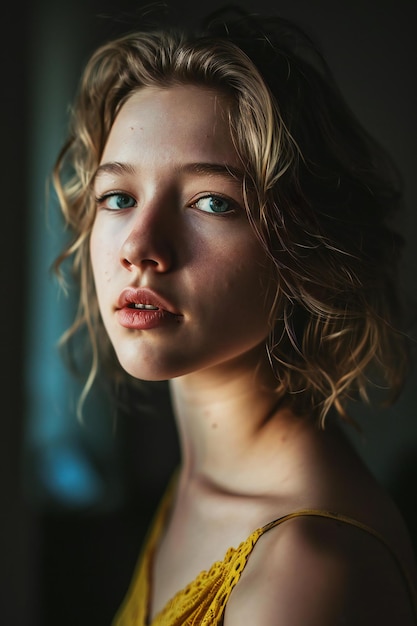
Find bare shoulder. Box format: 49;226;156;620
224;511;417;626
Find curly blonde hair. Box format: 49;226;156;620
53;8;409;426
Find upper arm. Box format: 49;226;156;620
223;516;416;626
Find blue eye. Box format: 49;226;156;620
97;192;136;210
194;196;232;214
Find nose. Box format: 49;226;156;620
119;202;175;273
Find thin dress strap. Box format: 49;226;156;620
112;481;417;625
261;509;417;621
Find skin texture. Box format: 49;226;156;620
90;85;275;384
90;85;417;625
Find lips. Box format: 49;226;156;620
116;287;182;330
117;287;179;313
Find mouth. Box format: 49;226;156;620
116;288;182;331
117;287;181;316
129;303;159;311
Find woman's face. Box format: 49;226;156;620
90;84;275;382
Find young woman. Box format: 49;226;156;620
53;7;417;625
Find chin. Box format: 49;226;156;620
114;347;183;382
117;359;171;382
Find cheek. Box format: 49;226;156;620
90;227;117;287
194;237;275;318
89;225;101;271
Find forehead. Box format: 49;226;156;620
101;84;238;166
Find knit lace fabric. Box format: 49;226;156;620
112;477;417;626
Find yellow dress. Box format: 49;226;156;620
112;476;417;625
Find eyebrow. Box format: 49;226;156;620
92;160;244;184
92;161;136;182
182;162;244;181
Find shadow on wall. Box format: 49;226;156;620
388;447;417;557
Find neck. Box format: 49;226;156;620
169;347;309;493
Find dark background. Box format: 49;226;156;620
1;0;416;625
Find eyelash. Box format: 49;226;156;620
95;192;136;211
190;194;236;215
94;191;238;215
